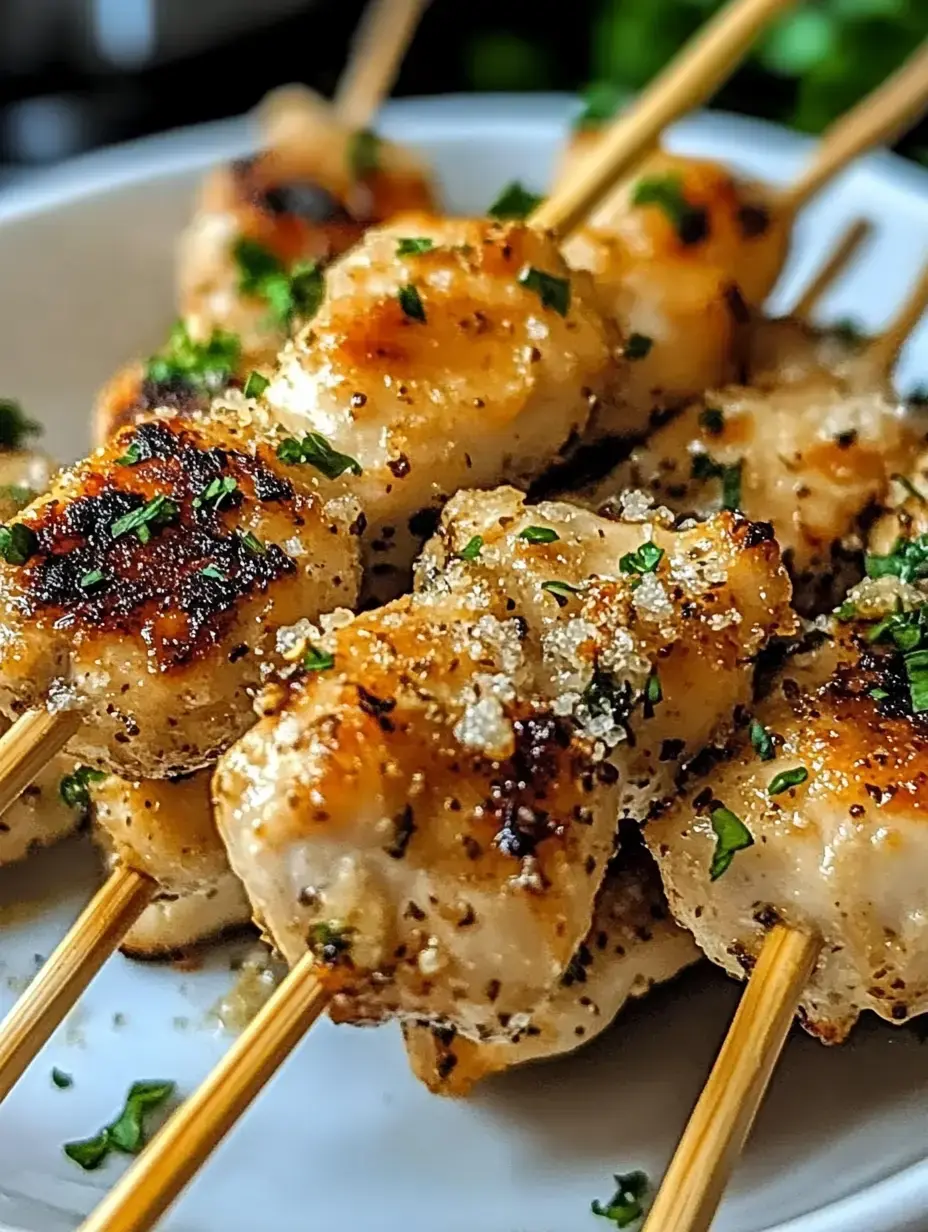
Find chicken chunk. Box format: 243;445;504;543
402;835;700;1094
264;215;622;600
91;770;252;957
590;352;923;615
648;568;928;1042
0;404;361;777
213;486;793;1043
179;87;435;366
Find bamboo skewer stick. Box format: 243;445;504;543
781;39;928;217
0;709;78;820
333;0;430;130
531;0;795;237
641;926;820;1232
791;218;871;319
79;953;330;1232
641;272;928;1232
0;867;154;1104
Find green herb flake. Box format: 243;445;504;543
619;540;663;577
288;261;325;321
79;569;105;590
905;648;928;713
518;525;560;545
865;534;928;585
64;1079;175;1171
869;686;890;701
308;921;353;965
836;600;857;622
199;564;227;581
575;81;625;130
458;535;484;562
699;407;725;436
831;316;865;348
591;1169;649;1226
624;333;653;361
691;452;743;511
303;645;335;672
59;765;106;814
709;806;753;881
233;239;324;328
348;128;380;179
240;530;266;555
631;174;708;245
517;265;571;316
768;766;809;796
396;237;435;256
110;495;179;544
749;719;775;761
487;181;544;220
276;432;361;479
0;398;42;450
542;579;582;606
146;320;240;391
192;475;238;511
116;442;141;467
644;670;662;711
398;284;426;322
243;370;269;399
51;1067;73;1090
0;484;34;507
0;522;38;565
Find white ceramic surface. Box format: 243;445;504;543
0;94;927;1232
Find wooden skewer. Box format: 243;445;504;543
78;952;329;1232
0;708;78;820
641;926;820;1232
790;217;871;319
531;0;795;237
0;867;154;1103
865;259;928;376
643;269;928;1230
333;0;430;130
781;39;928;217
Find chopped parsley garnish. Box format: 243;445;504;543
347;128;380;179
749;719;775;761
861;604;928;711
542;579;582;606
691;452;742;511
768;766;809;795
458;535;483;561
308;922;353;965
865;534;928;585
51;1068;73;1090
905;648;928;713
699;407;725;436
240;530;266;555
624;333;653;361
518;525;560;544
199;564;227;581
643;669;662;716
631;173;709;245
836;599;857;622
243;370;269;399
146;320;240;391
110;495;179;545
64;1079;175;1171
575;80;625;129
0;522;37;565
518;265;571;316
0;484;34;506
233;239;324;327
591;1169;648;1226
396;237;434;256
79;569;105;590
303;645;335;672
193;475;238;511
831;316;865;347
709;806;753;880
116;442;141;467
869;685;890;701
487;181;543;220
582;670;633;733
276;432;362;478
620;541;663;576
0;398;41;450
59;765;106;814
398;284;426;322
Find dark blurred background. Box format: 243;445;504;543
0;0;924;173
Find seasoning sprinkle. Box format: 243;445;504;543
631;173;709;245
768;766;809;796
0;398;41;450
276;432;362;478
398;284;426;322
348;128;380;178
518;265;571;316
624;333;653;361
51;1067;73;1090
591;1169;649;1226
542;579;582;606
59;765;106;814
691;452;742;511
0;522;38;565
64;1079;175;1171
303;645;335;672
243;370;269;399
79;568;105;590
749;719;775;761
199;564;227;581
458;535;483;561
110;495;179;544
487;181;543;220
518;525;560;544
146;320;240;391
396;237;434;256
709;806;753;880
699;407;725;435
620;541;663;576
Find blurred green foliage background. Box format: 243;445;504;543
446;0;927;161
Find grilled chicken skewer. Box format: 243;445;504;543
556;40;928;437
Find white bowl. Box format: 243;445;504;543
0;94;926;1232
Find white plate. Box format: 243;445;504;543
0;94;927;1232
